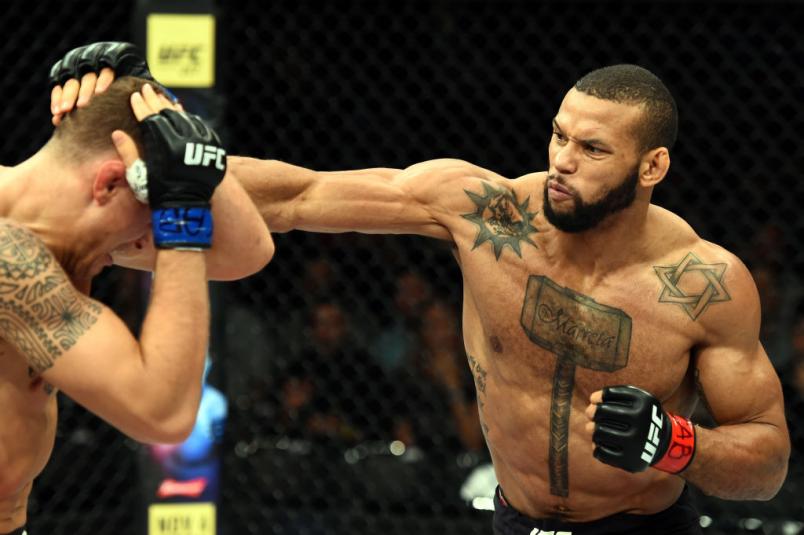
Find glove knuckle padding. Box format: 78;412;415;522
76;43;104;77
163;110;194;137
49;41;153;87
48;60;64;86
189;114;213;140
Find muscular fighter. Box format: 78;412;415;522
0;54;273;534
63;47;789;535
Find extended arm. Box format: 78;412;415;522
229;156;508;238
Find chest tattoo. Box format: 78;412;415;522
461;183;538;260
520;275;632;497
654;252;730;320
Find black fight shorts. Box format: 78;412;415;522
4;528;27;535
493;486;703;535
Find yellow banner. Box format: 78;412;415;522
147;14;215;88
148;502;216;535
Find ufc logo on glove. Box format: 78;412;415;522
641;405;664;463
184;142;226;170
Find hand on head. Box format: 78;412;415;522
49;41;181;126
110;83;181;169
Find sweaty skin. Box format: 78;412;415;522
225;88;789;521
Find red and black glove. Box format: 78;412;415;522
592;385;696;474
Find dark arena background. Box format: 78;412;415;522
1;0;803;534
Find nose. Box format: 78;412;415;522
552;142;578;175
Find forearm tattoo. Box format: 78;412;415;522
462;183;538;260
520;275;632;497
654;252;730;320
0;223;102;373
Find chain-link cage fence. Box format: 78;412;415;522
0;1;803;534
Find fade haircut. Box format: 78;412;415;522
574;65;678;152
50;76;164;159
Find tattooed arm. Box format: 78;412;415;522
227;156;511;238
0;221;208;444
682;254;789;500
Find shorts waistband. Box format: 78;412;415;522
493;486;701;535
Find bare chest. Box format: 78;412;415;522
461;256;699;402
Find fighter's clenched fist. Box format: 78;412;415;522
586;385;696;474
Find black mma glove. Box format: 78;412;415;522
592;385;696;474
49;42;154;87
139;109;227;249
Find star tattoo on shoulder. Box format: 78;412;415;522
654;252;731;320
461;183;539;260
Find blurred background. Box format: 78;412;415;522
1;0;803;533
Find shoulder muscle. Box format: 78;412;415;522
0;220;102;373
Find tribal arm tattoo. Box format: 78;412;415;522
0;222;102;373
461;183;539;260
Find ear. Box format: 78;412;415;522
92;159;128;205
638;147;670;188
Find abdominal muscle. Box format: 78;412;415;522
482;383;684;522
0;344;58;532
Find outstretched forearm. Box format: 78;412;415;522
227;156;319;232
229;156;402;233
227;156;452;238
682;422;789;500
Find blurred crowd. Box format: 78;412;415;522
228;246;485;457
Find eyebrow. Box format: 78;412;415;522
552;119;612;150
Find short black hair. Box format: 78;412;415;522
575;64;678;152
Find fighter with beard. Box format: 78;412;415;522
58;59;788;535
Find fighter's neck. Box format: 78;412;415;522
545;200;656;275
0;156;98;287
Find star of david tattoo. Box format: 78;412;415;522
654;252;731;320
461;183;538;260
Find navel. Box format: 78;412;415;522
490;335;504;353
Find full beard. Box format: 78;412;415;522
543;167;639;233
